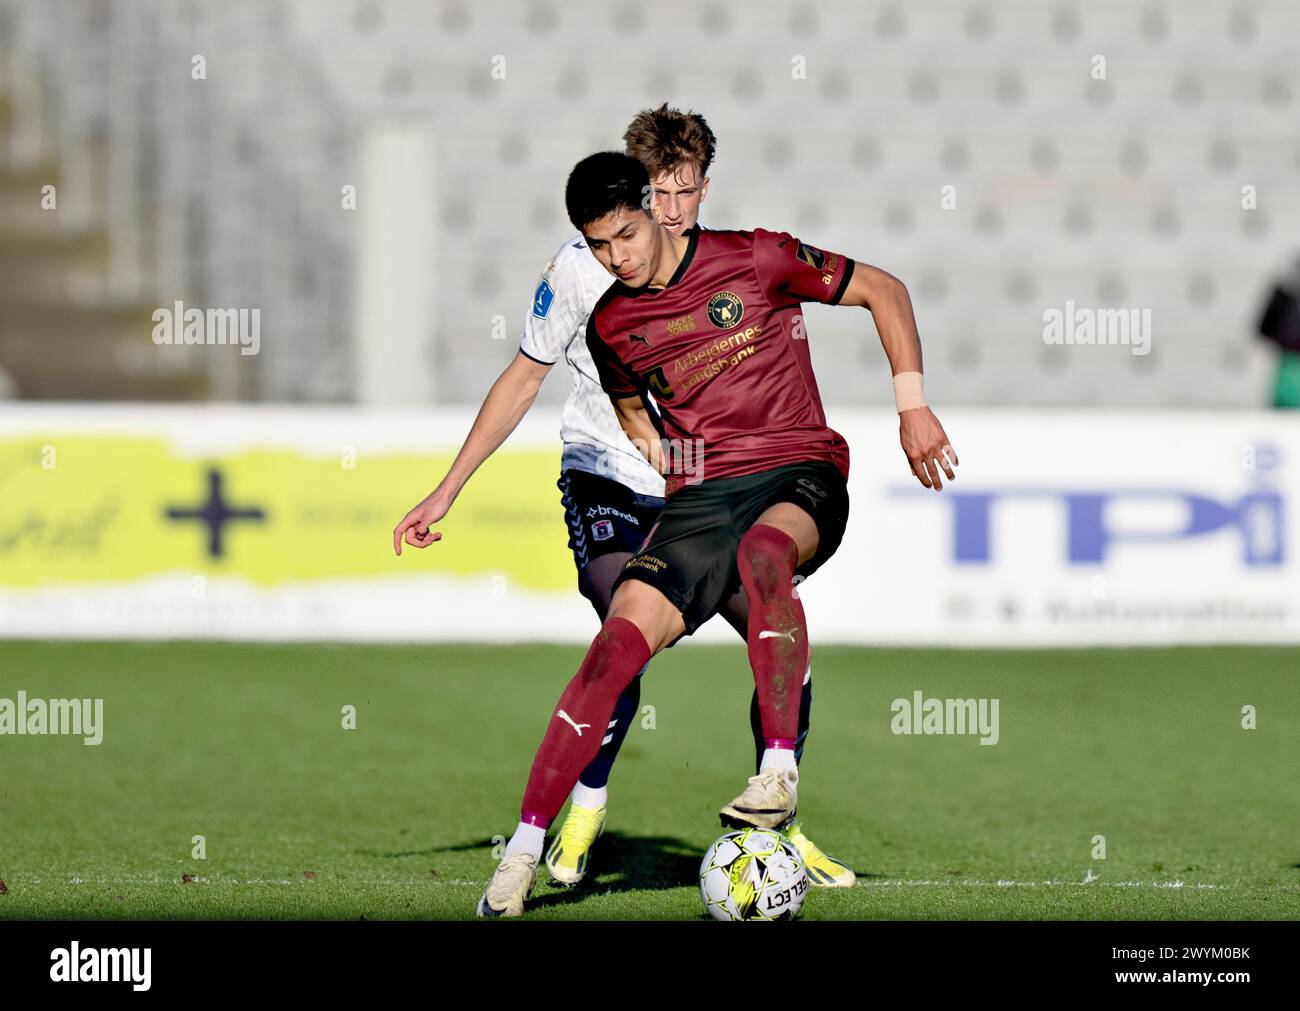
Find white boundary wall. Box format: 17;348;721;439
1;405;1296;645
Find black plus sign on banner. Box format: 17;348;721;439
165;467;267;558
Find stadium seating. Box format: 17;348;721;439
1;0;1296;406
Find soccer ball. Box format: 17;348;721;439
698;827;808;921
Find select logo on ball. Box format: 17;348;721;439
699;827;809;921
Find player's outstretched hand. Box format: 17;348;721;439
393;490;452;555
900;406;958;491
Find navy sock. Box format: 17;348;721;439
751;673;812;774
577;669;643;790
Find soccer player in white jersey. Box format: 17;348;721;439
394;104;853;893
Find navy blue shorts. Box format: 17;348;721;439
558;468;664;576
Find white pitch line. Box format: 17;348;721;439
855;879;1233;890
12;876;1297;891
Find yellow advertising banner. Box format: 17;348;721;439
0;433;573;590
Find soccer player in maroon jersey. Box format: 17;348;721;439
400;107;849;892
477;152;957;917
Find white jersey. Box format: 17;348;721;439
519;234;666;498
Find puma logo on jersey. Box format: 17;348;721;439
758;628;799;643
629;332;651;347
557;710;591;736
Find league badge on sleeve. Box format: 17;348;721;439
795;242;826;270
532;278;556;319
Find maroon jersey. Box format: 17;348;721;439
586;225;854;495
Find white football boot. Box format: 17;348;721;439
719;767;798;830
475;852;538;918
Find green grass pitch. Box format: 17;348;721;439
1;641;1297;920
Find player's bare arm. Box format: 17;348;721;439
609;394;667;475
393;350;551;555
837;261;959;492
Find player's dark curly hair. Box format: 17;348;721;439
565;151;649;231
624;103;716;179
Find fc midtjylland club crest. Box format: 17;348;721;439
707;291;744;329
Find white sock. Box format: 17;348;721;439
761;746;799;777
505;821;546;861
571;782;608;808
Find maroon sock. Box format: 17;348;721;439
737;523;809;744
520;616;652;827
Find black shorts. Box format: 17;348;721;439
558;467;664;573
612;460;850;636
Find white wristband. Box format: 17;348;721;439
892;371;926;413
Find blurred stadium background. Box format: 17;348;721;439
2;0;1299;405
1;0;1298;923
1;0;1298;645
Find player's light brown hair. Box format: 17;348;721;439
623;103;717;180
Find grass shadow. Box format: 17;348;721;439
524;830;704;911
525;831;882;910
